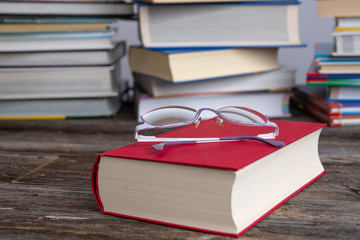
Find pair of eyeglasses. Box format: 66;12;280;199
135;106;285;151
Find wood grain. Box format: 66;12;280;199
0;106;359;239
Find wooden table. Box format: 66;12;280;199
1;105;359;240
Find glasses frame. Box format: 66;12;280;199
134;106;285;150
135;106;279;137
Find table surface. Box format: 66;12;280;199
1;105;359;240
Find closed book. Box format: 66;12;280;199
0;63;121;100
336;17;360;29
138;0;298;3
307;76;360;86
138;1;302;49
0;41;125;67
0;1;134;17
332;31;360;56
328;86;360;102
135;88;292;120
0;31;120;52
318;63;360;74
134;68;295;97
0;16;117;24
129;47;280;83
0;96;121;119
92;118;326;237
0;22;111;33
317;0;360;18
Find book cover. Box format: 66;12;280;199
92;119;326;237
94;119;324;170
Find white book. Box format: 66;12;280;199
138;3;301;48
0;96;121;119
136;90;292;121
0;1;134;16
333;31;360;55
337;18;360;28
134;68;295;97
328;86;360;101
0;62;121;100
0;41;125;66
0;31;122;52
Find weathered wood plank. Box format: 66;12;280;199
0;106;359;239
0;153;58;184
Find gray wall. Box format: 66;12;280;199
118;1;335;86
278;0;334;85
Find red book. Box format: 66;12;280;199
292;88;360;127
91;119;326;237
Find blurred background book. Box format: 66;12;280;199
292;1;360;126
0;1;134;119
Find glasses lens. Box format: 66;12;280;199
217;106;267;124
142;106;197;126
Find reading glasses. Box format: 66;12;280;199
135;106;285;151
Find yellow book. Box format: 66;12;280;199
335;27;360;31
0;23;110;33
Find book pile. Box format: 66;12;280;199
0;0;134;119
292;0;360;126
129;0;303;120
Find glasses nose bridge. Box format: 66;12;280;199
197;108;222;119
196;108;224;128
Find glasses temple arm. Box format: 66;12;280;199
152;136;285;151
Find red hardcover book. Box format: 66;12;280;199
91;119;326;237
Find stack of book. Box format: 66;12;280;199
129;0;303;120
292;0;360;126
0;0;134;119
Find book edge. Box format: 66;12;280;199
91;162;326;237
236;169;326;237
